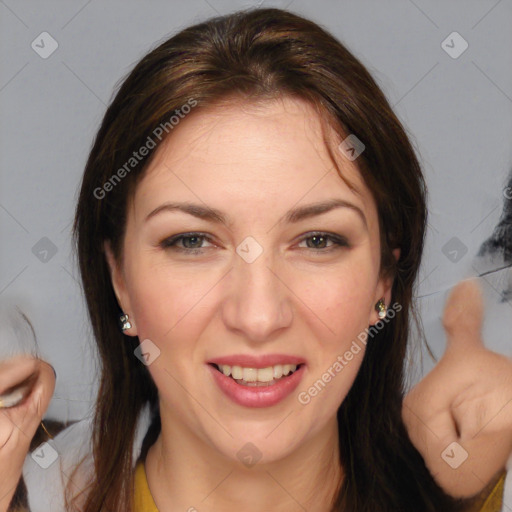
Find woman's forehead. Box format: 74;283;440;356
135;97;370;208
150;97;334;166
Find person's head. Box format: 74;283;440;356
72;7;462;512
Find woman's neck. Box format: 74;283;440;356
145;407;342;512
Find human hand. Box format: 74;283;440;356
0;357;55;512
403;279;512;498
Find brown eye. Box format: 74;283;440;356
298;232;349;251
306;234;329;249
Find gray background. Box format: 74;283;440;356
1;0;511;422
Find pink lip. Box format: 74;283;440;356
208;354;306;369
207;363;305;408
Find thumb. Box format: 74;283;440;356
442;279;485;353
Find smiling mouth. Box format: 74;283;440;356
209;363;304;387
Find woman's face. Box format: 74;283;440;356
106;96;393;465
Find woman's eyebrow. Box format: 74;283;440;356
284;199;367;227
145;198;367;228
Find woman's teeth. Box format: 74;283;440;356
217;364;298;386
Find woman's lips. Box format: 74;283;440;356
207;362;305;408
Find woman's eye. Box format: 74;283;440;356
159;231;348;256
160;233;213;254
297;232;348;252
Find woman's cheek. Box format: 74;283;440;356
126;258;203;326
308;274;372;322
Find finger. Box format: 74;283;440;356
442;279;485;353
22;361;55;430
0;357;39;396
1;361;55;443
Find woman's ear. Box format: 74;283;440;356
104;241;137;336
371;248;400;324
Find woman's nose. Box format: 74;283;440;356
221;245;293;344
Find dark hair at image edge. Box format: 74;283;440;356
72;8;469;511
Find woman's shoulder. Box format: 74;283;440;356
21;404;153;512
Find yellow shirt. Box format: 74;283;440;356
133;460;505;512
134;460;159;512
468;473;506;512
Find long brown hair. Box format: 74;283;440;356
72;8;466;511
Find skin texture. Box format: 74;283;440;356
0;357;55;512
105;97;393;512
403;279;512;498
